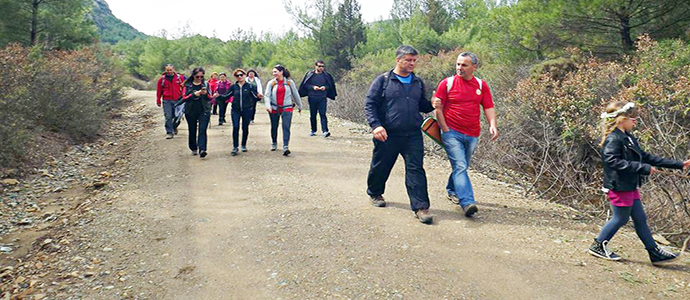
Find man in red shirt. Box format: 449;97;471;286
432;52;498;217
156;64;185;139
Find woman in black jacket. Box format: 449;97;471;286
221;69;261;155
181;67;213;158
588;101;690;265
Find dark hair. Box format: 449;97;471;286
396;45;418;59
247;69;259;78
219;72;227;77
315;60;325;66
186;67;205;84
273;64;291;78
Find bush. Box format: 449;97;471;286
0;44;125;167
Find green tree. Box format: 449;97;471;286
328;0;367;74
423;0;451;34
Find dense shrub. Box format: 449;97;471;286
0;44;125;167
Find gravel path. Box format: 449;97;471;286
2;90;689;299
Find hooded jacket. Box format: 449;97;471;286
602;128;683;191
156;72;185;104
264;78;302;111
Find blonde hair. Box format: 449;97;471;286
210;72;219;79
599;101;638;147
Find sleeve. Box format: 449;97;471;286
364;76;384;129
602;137;651;175
480;81;495;110
328;73;337;99
182;84;196;101
418;79;433;114
156;76;163;101
434;78;449;111
221;85;235;99
264;81;273;110
256;77;263;95
640;148;684;169
290;80;302;110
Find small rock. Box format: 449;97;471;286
652;234;671;245
102;247;113;252
17;218;33;226
2;178;19;185
34;294;47;300
0;246;12;253
104;285;115;290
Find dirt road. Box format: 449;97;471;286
3;90;689;299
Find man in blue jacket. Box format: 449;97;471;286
364;45;435;224
298;60;337;137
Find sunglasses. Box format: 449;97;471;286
194;75;204;79
234;73;245;77
316;65;325;68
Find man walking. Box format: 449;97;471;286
364;45;435;224
156;64;185;139
432;52;498;217
298;60;337;137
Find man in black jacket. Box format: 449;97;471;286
298;60;337;137
364;45;435;224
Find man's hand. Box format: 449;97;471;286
431;97;443;109
157;100;162;107
489;126;499;141
373;126;388;142
319;86;326;91
313;86;319;90
257;93;263;99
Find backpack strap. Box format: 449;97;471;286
476;77;483;92
446;76;483;94
380;72;390;98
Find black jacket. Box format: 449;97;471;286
221;82;258;111
298;70;337;100
602;128;683;191
181;81;212;114
364;70;434;135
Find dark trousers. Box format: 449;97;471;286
308;97;328;133
212;103;218;114
231;108;253;148
218;101;229;124
250;100;260;121
366;133;430;211
186;110;210;151
597;200;657;249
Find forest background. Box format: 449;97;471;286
2;0;690;244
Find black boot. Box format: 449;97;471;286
647;246;679;266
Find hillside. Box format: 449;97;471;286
89;0;147;44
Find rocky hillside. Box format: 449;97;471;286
89;0;147;44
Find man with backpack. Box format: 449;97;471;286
364;45;435;224
432;52;498;217
156;64;186;139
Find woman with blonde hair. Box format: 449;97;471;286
589;101;690;265
264;65;302;156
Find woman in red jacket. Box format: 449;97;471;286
208;72;220;115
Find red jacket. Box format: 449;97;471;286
156;73;186;104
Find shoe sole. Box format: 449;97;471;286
283;150;291;156
447;195;459;205
371;202;385;207
652;256;680;266
323;133;331;138
415;213;433;224
588;249;622;261
200;152;207;158
463;205;478;217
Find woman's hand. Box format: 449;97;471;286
650;167;657;175
194;90;201;97
683;159;690;172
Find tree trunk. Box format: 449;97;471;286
30;0;41;46
620;15;634;51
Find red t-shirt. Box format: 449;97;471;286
271;80;293;113
434;75;494;137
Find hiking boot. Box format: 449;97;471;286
174;128;179;135
283;149;291;156
250;120;254;124
271;143;277;151
648;246;679;266
310;131;316;136
218;122;223;126
241;146;247;152
323;131;331;138
231;148;238;156
415;209;433;224
199;150;207;158
370;195;386;207
166;133;174;139
462;204;478;217
447;194;460;205
588;239;621;261
191;150;198;156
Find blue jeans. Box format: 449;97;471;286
185;110;210;151
597;200;657;249
441;129;478;207
269;111;293;148
231;108;253;148
308;97;328;133
162;100;180;134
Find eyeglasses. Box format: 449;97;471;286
235;73;245;77
194;75;204;79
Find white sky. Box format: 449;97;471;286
105;0;395;40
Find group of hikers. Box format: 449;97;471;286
156;61;337;157
156;45;689;267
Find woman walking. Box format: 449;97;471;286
209;72;220;115
181;67;213;158
264;65;302;156
589;101;690;265
221;69;261;155
246;69;263;124
215;72;232;126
